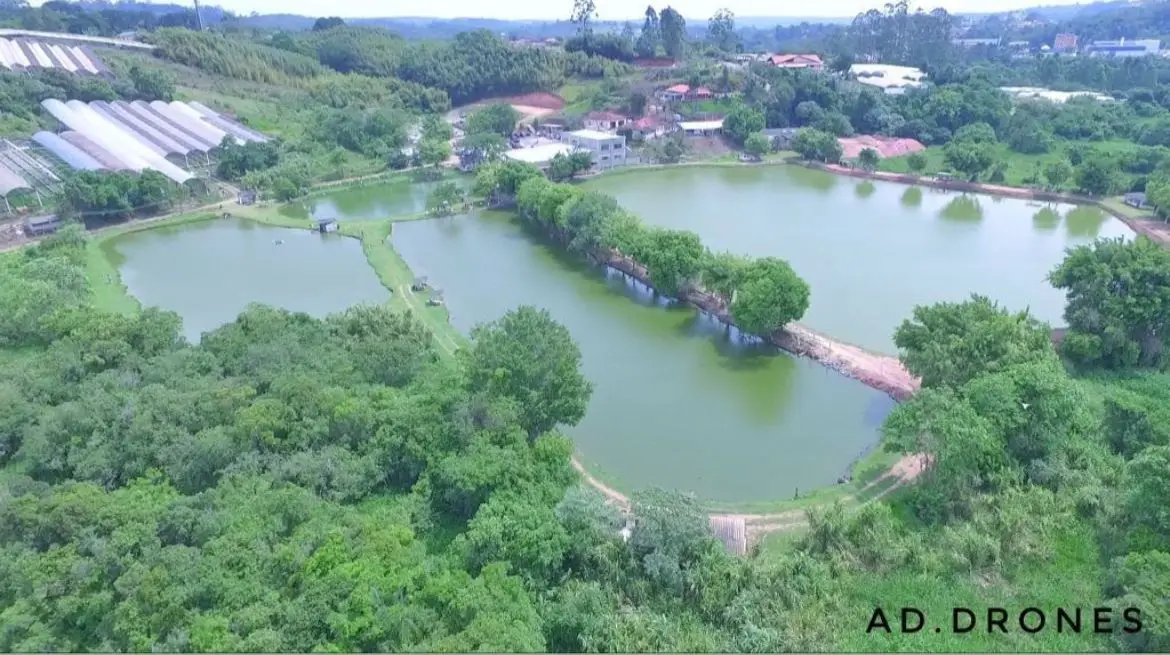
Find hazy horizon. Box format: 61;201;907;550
30;0;1096;20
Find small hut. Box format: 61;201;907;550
24;214;62;236
237;189;257;205
426;288;445;307
411;276;428;292
1125;192;1150;209
315;216;338;234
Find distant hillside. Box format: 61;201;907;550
45;0;1154;39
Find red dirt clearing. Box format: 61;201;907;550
502;91;566;110
839;135;925;159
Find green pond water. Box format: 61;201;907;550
392;211;895;502
107;219;390;343
585;166;1134;353
105;165;1134;503
279;175;473;222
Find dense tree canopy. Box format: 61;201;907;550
1050;237;1170;370
894;294;1056;389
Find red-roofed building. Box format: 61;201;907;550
693;87;714;99
584;110;630;132
659;83;690;102
631;115;676;140
769;53;824;71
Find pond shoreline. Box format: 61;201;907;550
599;251;920;401
802;161;1169;246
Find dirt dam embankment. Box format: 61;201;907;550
601;251;922;400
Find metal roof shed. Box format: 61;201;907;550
61;131;130;170
127;101;215;152
46;43;78;73
33;131;104;171
88;101;172;157
6;38;30;68
187;100;269;143
67;45;100;75
163;101;238;146
93;100;190;156
60;99;154;171
0;160;30;196
22;40;53;68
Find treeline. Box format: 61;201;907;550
0;0;201;36
58;169;190;224
274;25;628;105
148;27;328;85
0;67;175;134
476;160;810;336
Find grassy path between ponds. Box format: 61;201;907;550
80;202;917;527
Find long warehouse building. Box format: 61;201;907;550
32;131;104;171
38;98;269;180
0;37;106;74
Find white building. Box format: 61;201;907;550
1086;38;1161;58
850;63;927;95
999;86;1113;104
678;119;724;136
504;142;575;169
560;129;627;170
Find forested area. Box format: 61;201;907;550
0;0;201;36
3;193;1170;651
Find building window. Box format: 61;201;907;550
600;144;609;151
601;155;609;161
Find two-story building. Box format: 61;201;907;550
560;129;627;171
583;111;630;132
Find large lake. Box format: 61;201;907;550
586;165;1133;353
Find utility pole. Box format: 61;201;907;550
193;0;204;31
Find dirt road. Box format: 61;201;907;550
571;452;930;541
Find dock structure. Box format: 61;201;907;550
708;515;747;556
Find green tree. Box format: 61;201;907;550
417;137;451;168
426;180;465;216
547;151;594;182
635;5;659;58
659;6;686;59
641;228;705;297
906;151;927;175
1107;550;1170;652
706;8;737;52
465;306;593;439
792;128;842;163
729;257;810;335
857;147;879;171
894;295;1055;389
743;132;770;159
1075;156;1118;196
722;103;765;145
570;0;598;40
1043;160;1073;190
943;140;994;181
1049;236;1170;369
466;103;521;137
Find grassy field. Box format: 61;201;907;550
877;139;1146;191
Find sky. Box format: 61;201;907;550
130;0;1075;21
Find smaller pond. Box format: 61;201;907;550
107;219;390;343
279;175;474;222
